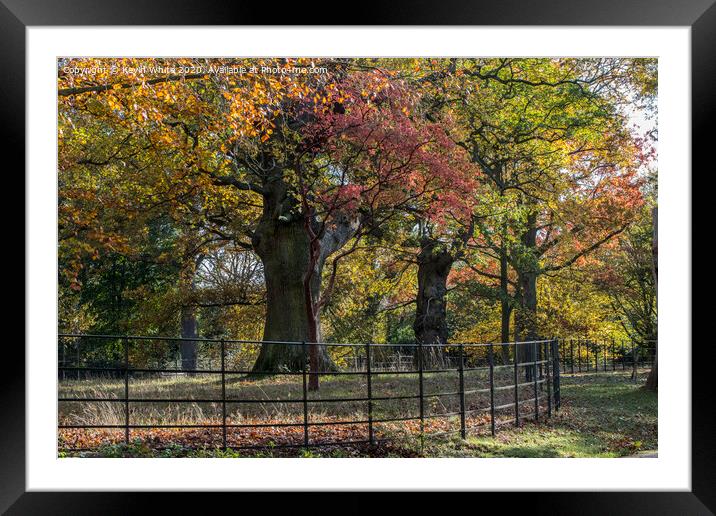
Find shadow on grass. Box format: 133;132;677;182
498;445;561;458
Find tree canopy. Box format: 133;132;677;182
58;57;657;385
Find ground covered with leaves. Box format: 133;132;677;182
59;370;655;458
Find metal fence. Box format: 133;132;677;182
557;338;656;381
57;334;563;452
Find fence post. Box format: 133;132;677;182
586;339;590;372
302;341;309;447
570;339;575;375
589;341;593;372
538;340;544;379
594;342;599;372
603;342;607;372
488;343;496;436
611;338;615;371
552;339;561;411
76;339;81;380
513;342;520;427
366;342;374;445
123;337;129;445
533;341;539;421
418;341;425;448
578;339;582;373
221;339;227;451
545;341;552;417
632;341;638;383
458;344;466;439
621;339;626;370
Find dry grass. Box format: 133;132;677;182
58;367;547;450
58;370;655;457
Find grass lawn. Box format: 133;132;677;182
429;371;657;458
61;369;656;458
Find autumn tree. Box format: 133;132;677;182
432;58;653;376
59;58;299;369
338;61;482;365
646;206;657;391
59;58;480;383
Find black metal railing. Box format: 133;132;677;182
556;338;656;381
57;335;565;452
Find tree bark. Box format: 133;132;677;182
180;305;198;371
179;254;202;372
500;248;512;364
251;210;333;372
646;207;658;391
250;176;358;374
515;269;539;381
514;213;539;381
413;239;453;368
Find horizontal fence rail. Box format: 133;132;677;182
57;335;653;453
556;338;656;381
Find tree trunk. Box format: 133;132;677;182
180;305;198;371
251;213;334;373
250;177;358;375
178;254;202;372
515;270;538;381
413;239;453;368
646;207;658;391
500;249;512;364
515;213;539;381
500;303;513;364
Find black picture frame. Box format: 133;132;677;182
4;1;711;513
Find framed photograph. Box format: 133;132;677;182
6;0;711;513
